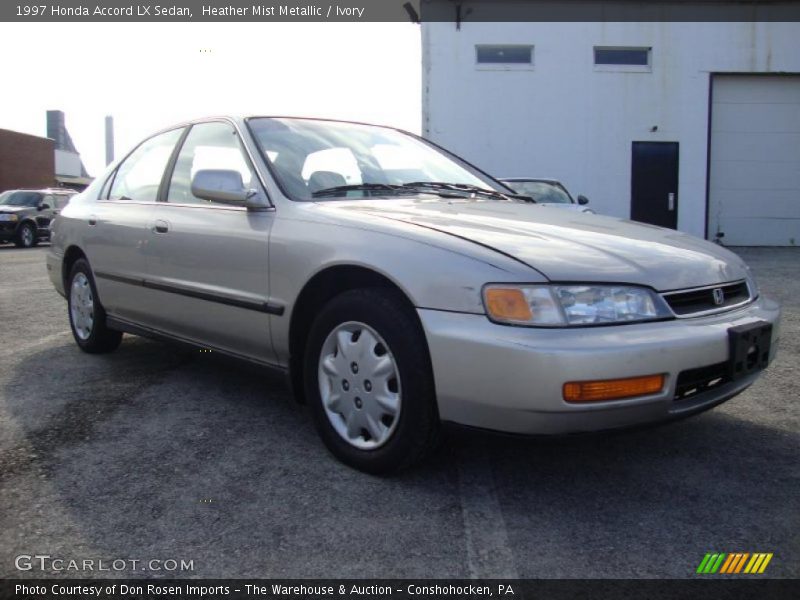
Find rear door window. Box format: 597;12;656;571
108;128;184;202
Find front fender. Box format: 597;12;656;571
268;214;543;362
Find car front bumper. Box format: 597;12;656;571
0;221;19;241
418;295;781;435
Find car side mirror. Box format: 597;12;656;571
577;195;589;205
38;203;51;211
191;169;261;208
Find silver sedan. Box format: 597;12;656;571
46;116;781;473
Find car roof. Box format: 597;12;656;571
142;115;419;144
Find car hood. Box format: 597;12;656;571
325;198;748;291
538;202;592;213
0;206;31;214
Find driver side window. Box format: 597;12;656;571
166;122;257;205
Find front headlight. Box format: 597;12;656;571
0;214;19;222
483;284;672;326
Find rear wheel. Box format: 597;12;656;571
67;258;123;353
15;223;37;248
304;288;440;474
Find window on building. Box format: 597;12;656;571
594;47;651;70
476;45;533;66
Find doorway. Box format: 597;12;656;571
631;141;679;229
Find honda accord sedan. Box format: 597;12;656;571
46;116;780;473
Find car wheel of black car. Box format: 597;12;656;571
15;223;37;248
67;258;123;354
305;288;440;474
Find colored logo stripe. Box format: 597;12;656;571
698;553;773;574
720;554;737;573
745;553;773;574
720;553;749;573
697;553;726;573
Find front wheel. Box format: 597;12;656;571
67;258;123;354
15;223;37;248
304;288;440;474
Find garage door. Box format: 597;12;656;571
708;75;800;246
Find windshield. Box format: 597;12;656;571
0;191;43;207
247;118;505;201
506;181;574;204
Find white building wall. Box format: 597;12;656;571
422;21;800;238
54;149;82;177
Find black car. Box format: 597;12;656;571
0;189;76;248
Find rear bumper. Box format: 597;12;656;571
419;296;781;435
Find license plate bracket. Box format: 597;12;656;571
727;321;772;382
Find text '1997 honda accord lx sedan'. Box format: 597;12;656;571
46;117;781;473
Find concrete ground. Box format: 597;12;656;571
0;244;797;579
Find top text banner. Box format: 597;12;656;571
3;0;800;22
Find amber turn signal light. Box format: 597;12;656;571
563;373;665;403
484;288;533;321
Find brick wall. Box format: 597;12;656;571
0;129;55;192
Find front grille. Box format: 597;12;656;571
674;362;729;402
663;280;751;316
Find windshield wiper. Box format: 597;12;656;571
311;181;535;203
311;183;410;198
399;181;531;202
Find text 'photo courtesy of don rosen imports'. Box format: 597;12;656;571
13;582;520;598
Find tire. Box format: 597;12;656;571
67;258;123;354
304;288;440;474
15;223;37;248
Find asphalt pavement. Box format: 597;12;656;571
1;244;797;579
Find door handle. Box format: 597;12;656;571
668;193;675;211
153;220;169;234
88;215;97;226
